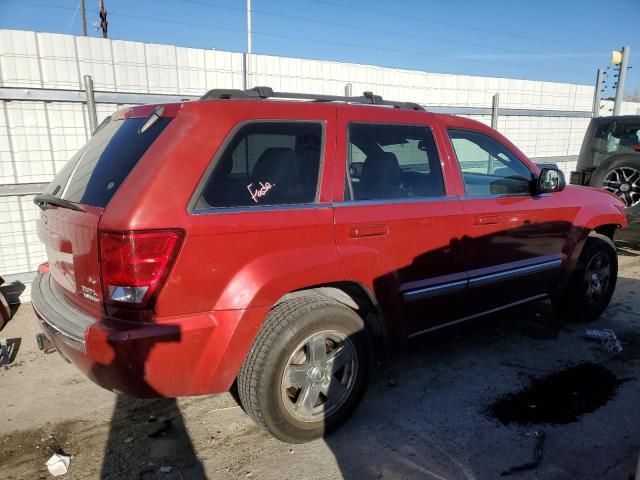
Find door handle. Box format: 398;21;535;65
474;215;500;226
349;224;389;238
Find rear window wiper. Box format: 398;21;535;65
34;193;85;212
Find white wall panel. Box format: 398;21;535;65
177;46;206;95
145;43;178;94
205;50;244;90
112;39;148;92
47;102;88;173
76;36;115;90
0;30;41;87
0;104;14;184
0;196;30;275
5;101;54;183
37;32;79;89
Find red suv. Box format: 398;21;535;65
33;88;626;443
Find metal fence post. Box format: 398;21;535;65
345;83;353;97
592;68;603;118
491;93;499;130
243;53;250;90
83;75;98;135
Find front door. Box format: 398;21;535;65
446;128;570;315
333;112;467;338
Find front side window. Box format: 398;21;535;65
448;129;533;197
196;122;323;209
345;123;445;201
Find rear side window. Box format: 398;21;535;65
345;123;445;201
46;116;172;208
196;122;323;209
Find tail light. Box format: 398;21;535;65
99;230;183;308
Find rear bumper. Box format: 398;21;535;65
569;169;592;186
32;272;269;397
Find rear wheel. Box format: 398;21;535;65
237;296;370;443
552;234;618;323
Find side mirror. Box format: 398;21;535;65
536;168;566;194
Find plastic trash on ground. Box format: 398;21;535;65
585;329;623;354
46;453;71;476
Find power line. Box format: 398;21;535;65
178;0;561;57
310;0;590;50
1;0;593;78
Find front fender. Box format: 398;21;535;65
562;185;627;231
557;187;626;289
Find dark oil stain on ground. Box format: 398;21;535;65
489;363;621;425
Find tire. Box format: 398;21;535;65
552;234;618;323
590;154;640;222
237;295;371;443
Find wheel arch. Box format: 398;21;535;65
591;223;619;241
589;152;640;183
275;281;389;345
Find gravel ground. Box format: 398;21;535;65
1;239;640;480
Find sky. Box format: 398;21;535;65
1;0;639;92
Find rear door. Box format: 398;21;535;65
36;108;174;318
445;127;570;315
333;108;468;338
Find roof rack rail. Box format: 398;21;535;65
200;86;425;111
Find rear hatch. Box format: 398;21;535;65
36;105;176;318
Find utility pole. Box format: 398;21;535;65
613;46;630;116
244;0;252;90
99;0;108;39
81;0;87;36
246;0;252;54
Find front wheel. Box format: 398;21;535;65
237;295;370;443
552;234;618;323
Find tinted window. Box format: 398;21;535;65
345;123;445;201
197;122;323;209
589;122;640;168
46;116;172;208
448;129;533;196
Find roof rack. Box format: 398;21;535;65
200;86;425;111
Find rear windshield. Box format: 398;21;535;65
45;115;172;208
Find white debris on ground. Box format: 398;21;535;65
46;452;71;476
585;329;623;354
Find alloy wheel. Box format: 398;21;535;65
584;251;612;306
280;330;358;423
602;167;640;207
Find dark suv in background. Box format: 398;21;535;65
570;115;640;223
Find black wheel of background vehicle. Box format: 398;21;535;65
552;233;618;323
237;295;371;443
590;154;640;221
